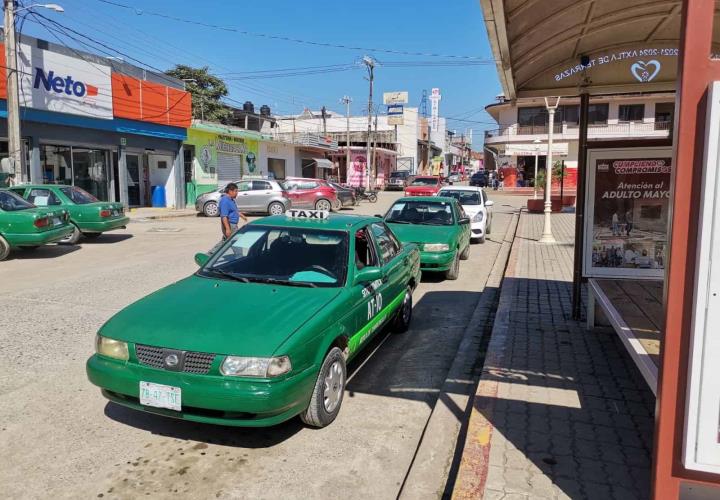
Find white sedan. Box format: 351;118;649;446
437;185;494;243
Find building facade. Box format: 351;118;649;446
0;34;191;208
483;93;674;188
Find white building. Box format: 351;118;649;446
483;93;674;188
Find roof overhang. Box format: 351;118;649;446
480;0;720;99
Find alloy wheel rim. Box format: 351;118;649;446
323;361;343;413
270;204;283;215
317;200;331;211
206;203;218;216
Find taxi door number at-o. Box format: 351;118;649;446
367;293;383;320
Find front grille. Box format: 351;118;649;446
135;344;215;374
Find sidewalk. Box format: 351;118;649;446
452;212;655;500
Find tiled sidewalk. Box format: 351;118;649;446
453;212;655;500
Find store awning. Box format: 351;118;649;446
478;0;716;98
313;158;334;169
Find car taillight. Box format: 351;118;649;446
34;217;49;228
100;209;112;217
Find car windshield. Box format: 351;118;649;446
0;190;35;211
390;172;408;179
438;190;481;206
201;226;348;287
385;200;454;226
59;186;99;204
410;177;438;186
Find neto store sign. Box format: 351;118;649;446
18;43;113;119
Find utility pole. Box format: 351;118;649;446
362;56;374;190
4;0;23;183
540;96;561;243
371;111;378;186
341;96;352;183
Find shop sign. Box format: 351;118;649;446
553;47;678;84
383;91;408;105
429;88;441;132
215;135;247;154
18;43;113;119
583;147;672;279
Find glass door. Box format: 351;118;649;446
126;154;141;206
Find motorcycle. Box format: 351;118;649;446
354;186;378;203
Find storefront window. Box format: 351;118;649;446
40;145;110;201
268;158;286;179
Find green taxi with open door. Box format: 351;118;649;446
87;209;421;428
9;184;128;244
0;188;73;261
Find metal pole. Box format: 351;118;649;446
572;92;590;319
4;0;24;183
363;56;374;190
540;97;560;243
342;96;351;184
371;112;378;188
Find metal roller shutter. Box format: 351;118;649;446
217;153;242;187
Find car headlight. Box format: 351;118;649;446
95;335;129;361
473;211;484;222
221;356;292;377
423;243;450;252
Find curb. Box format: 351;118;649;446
128;212;198;221
398;210;520;500
451;212;524;500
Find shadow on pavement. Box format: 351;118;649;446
9;244;80;260
81;233;134;244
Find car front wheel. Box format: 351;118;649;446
445;251;460;280
203;201;219;217
301;347;346;428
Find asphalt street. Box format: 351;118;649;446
0;189;524;499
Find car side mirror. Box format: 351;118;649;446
353;266;383;285
374;214;383;218
485;200;495;207
194;252;210;267
458;217;471;225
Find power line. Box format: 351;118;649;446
95;0;493;60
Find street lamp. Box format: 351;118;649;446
539;97;561;244
533;139;541;200
3;1;64;184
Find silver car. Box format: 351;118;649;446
195;179;291;217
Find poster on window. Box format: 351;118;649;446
583;147;672;279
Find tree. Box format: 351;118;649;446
534;160;566;192
165;65;232;123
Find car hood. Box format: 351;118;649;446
99;275;341;356
462;205;484;217
386;223;457;246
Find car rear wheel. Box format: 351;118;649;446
268;201;285;215
203;200;219;217
0;236;10;261
60;224;81;245
392;287;413;333
315;199;332;212
300;347;346;428
445;252;460;280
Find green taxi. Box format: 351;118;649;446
86;209;421;428
0;188;74;261
9;184;129;244
383;196;471;280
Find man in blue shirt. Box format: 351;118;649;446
219;183;247;240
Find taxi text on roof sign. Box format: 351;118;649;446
286;209;330;220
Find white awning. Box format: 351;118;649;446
314;158;335;169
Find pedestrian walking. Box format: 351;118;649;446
498;171;505;191
219;183;247;241
625;209;633;236
612;211;620;236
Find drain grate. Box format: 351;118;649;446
148;227;184;233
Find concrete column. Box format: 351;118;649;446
29;140;41;183
174;144;185;209
118;146;129;209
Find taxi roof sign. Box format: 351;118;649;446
286;209;330;220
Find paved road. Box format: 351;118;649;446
0;189;524;499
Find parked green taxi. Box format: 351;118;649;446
383;196;471;280
87;209;421;427
9;184;128;244
0;188;74;260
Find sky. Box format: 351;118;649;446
18;0;503;148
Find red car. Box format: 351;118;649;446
404;176;443;197
281;177;341;211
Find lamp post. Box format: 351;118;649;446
3;2;64;184
362;56;374;191
540;97;560;243
533;138;541;200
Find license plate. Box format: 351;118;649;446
139;381;181;411
52;217;62;226
112;210;119;216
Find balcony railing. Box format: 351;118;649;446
485;121;672;140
